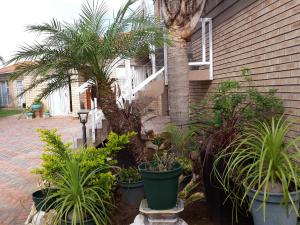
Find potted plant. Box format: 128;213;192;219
117;167;144;207
213;116;300;225
26;107;34;119
45;158;112;225
32;187;55;212
32;130;136;223
149;124;196;192
138;152;182;210
44;109;50;118
191;77;284;225
31;99;43;111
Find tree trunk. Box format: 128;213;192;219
96;83;145;163
167;32;190;126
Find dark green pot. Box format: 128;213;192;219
32;189;55;212
118;180;144;207
138;162;182;210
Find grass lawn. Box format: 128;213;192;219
0;108;22;118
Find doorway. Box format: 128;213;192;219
48;86;70;116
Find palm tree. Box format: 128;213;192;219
161;0;207;126
8;0;165;160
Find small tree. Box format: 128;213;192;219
8;0;166;161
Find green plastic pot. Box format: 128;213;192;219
31;103;42;111
44;112;50;118
26;112;34;119
138;162;182;210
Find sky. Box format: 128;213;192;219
0;0;149;62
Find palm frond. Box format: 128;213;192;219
8;0;167;99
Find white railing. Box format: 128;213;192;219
90;98;105;143
188;18;213;80
117;66;165;104
132;67;165;94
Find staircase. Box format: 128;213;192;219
132;67;168;115
77;17;213;147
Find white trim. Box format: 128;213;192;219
209;19;213;80
163;40;168;85
132;67;165;94
189;18;213;80
188;62;210;66
202;19;206;63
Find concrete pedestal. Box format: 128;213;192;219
130;199;188;225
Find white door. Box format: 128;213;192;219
16;80;25;107
48;86;70;116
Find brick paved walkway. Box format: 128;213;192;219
0;115;83;225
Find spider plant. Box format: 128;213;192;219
213;116;300;222
46;158;113;225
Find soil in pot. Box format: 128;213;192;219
201;150;253;225
139;162;182;210
118;181;145;207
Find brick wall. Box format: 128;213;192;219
24;74;81;116
190;0;300;137
23;75;48;108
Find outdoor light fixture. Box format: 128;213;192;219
78;109;89;148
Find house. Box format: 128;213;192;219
0;64;25;108
0;63;83;116
0;58;153;117
190;0;300;137
144;0;300;137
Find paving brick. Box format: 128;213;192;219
0;115;83;225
